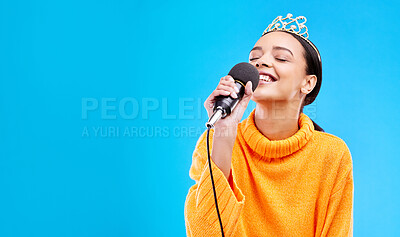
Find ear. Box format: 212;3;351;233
301;75;317;95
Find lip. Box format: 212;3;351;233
258;80;276;86
259;71;278;82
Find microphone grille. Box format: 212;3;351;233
228;62;259;91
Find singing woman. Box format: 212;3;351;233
184;14;353;237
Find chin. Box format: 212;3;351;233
251;93;276;104
252;87;273;98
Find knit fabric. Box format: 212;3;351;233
184;109;353;236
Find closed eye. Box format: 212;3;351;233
276;58;288;62
249;58;259;61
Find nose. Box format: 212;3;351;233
255;58;272;68
256;62;271;68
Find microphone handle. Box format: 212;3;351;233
205;108;224;128
205;81;245;128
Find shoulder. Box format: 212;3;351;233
312;131;351;155
311;131;353;174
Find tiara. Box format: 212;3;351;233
262;14;321;61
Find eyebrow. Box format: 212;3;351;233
249;46;294;56
249;46;263;53
272;46;293;56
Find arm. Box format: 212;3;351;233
321;150;354;237
184;76;253;236
184;129;245;237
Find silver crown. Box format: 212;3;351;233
262;13;320;61
262;13;308;38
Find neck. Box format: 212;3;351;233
254;100;302;141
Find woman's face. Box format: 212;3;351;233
249;31;316;106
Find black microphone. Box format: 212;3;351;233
206;62;259;128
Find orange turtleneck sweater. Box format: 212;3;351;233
184;110;353;236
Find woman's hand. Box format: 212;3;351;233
204;75;254;179
204;75;254;131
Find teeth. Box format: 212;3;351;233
260;75;273;82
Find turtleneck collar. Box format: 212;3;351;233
238;109;314;159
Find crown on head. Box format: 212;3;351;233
262;13;308;39
262;13;320;61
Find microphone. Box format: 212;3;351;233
206;62;259;128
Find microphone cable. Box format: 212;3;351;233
203;62;258;236
206;125;225;237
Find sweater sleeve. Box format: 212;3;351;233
321;148;354;237
184;129;245;237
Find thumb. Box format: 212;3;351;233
230;81;253;121
236;81;253;112
242;81;253;100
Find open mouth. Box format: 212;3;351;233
259;73;278;84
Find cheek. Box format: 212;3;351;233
278;64;303;79
275;65;296;85
276;65;305;92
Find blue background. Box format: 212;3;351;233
1;0;399;236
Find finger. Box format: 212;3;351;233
233;82;253;114
219;80;238;91
221;75;234;82
219;76;234;88
230;91;238;99
204;90;227;109
244;81;253;95
216;84;237;94
239;86;253;106
230;100;248;123
212;89;231;97
214;89;237;99
204;100;213;109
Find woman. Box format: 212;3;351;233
184;14;353;237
